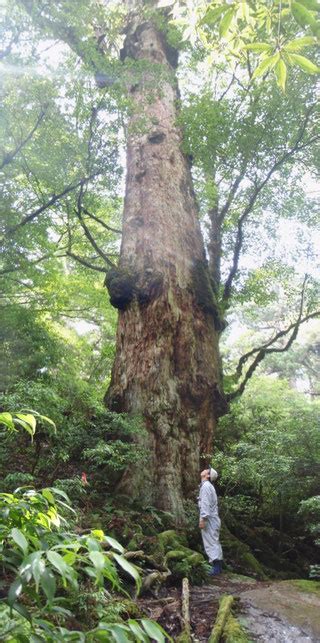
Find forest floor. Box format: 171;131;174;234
138;573;320;642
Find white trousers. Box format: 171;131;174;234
201;516;223;563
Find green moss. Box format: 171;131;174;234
176;632;193;643
223;613;250;643
209;595;234;643
191;260;224;329
157;530;208;583
221;525;268;580
282;580;320;595
158;529;188;548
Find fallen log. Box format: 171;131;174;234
209;595;234;643
223;613;250;643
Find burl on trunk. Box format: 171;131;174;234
105;18;226;520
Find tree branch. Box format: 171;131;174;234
222;105;317;305
0;29;22;60
0;244;68;276
0;108;47;171
74;184;116;268
82;208;122;234
66;250;107;274
5;172;100;235
227;294;320;400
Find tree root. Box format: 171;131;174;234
176;577;192;643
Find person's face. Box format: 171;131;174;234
200;468;210;481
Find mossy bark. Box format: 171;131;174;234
105;14;227;521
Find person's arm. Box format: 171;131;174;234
199;483;210;528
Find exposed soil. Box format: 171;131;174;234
137;574;320;642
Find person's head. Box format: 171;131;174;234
200;467;218;482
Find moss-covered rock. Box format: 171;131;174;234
221;525;268;580
156;530;208;583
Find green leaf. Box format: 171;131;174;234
16;413;36;433
39;414;56;430
63;551;77;565
11;528;28;555
88;550;106;572
245;42;272;53
141;619;169;642
12;601;32;622
275;59;287;91
40;568;56;603
49;487;70;502
104;535;125;553
219;7;235;38
298;0;320;11
291;1;318;27
20;552;42;582
252;53;280;79
42;488;56;505
288;53;320;72
127;620;149;642
284;36;316;51
202;5;227;27
86;536;100;551
112;553;141;590
8;578;23;606
102;624;130;643
47;551;69;577
32;556;46;592
0;412;14;430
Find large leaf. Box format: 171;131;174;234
275;59;287;91
284;36;316;51
288;53;320;72
245;42;272;53
291;1;318;28
32;556;46;592
298;0;320;10
219;7;235;38
104;535;125;553
0;412;15;430
127;620;149;642
141;619;169;642
88;550;106;572
47;551;69;577
42;488;56;505
11;528;28;555
16;413;36;433
8;578;23;606
252;53;280;79
112;553;141;590
40;569;56;603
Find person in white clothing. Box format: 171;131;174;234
198;467;223;576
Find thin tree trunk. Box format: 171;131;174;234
105;16;226;520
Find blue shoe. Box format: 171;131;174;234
209;560;222;576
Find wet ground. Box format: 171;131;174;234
138;574;320;642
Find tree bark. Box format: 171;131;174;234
105;16;226;520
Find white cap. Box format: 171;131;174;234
209;467;218;482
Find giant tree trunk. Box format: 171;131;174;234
105;16;226;520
